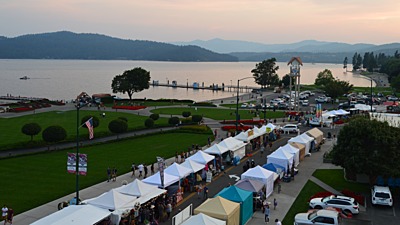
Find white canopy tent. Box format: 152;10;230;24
116;179;164;197
30;205;111;225
142;171;180;188
219;137;247;159
267;148;294;172
85;189;137;210
241;165;275;198
336;109;350;115
187;151;215;165
234;129;255;142
288;135;313;155
204;143;230;155
300;133;315;151
279;144;300;166
261;123;276;133
252;126;266;137
165;162;193;179
181;159;205;173
355;103;375;111
181;213;226;225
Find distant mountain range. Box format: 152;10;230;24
0;31;237;62
1;31;399;63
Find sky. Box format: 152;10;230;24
1;0;400;44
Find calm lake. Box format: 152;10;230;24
0;60;373;102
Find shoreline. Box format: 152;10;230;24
353;71;389;87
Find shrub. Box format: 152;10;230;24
108;119;128;135
145;118;155;128
191;115;203;123
42;125;67;143
179;125;210;133
21;123;42;141
81;115;100;128
168;117;180;125
150;114;160;121
182;111;192;118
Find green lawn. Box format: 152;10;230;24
0;131;210;215
104;99;194;107
312;169;369;194
282;180;326;225
150;107;285;120
0;110;168;151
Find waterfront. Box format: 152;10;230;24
0;60;374;102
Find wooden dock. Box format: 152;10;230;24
151;81;258;93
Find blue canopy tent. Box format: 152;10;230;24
262;163;285;178
215;186;253;225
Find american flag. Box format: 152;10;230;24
85;118;94;139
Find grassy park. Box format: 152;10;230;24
150;107;285;121
313;169;369;194
0;130;210;215
0;110;169;151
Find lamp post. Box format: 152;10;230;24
236;76;254;134
370;78;373;112
75;102;88;204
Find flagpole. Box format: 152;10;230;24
75;104;80;205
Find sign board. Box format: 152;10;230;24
266;127;272;133
206;171;213;183
247;130;254;137
157;156;165;188
67;153;87;175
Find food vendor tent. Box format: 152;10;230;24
288;135;312;155
234;129;255;142
252;126;265;137
116;179;162;197
85;189;137;210
30;205;111;225
300;133;315;152
241;165;274;198
262;163;285;179
235;178;264;193
279;144;300;166
306;128;324;146
165;162;193;179
215;186;253;225
142;171;180;188
219;137;247;159
204;143;230;155
194;196;240;225
181;213;226;225
289;142;306;161
181;159;205;173
188;151;215;165
267;148;294;173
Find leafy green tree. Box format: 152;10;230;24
144;118;154;128
390;75;400;92
42;125;67;143
150;114;160;121
21;123;42;141
108;119;128;138
192;115;203;123
111;67;150;100
356;54;363;69
352;53;358;70
182;111;191;118
331;117;400;182
251;58;280;89
343;57;348;70
168;117;180;125
281;74;295;87
314;69;334;86
322;79;353;98
81;115;100;128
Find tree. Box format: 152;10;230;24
168;117;180;126
21;123;42;141
251;58;280;89
322;79;353;98
150;114;160;121
111;67;150;100
182;111;191;118
281;74;295;87
108;119;128;138
192;115;203;123
144;118;154;128
42;125;67;144
331;117;400;182
81;115;100;128
343;57;348;70
352;53;358;71
390;75;400;92
314;69;334;86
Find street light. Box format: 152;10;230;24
370;78;373;112
236;76;254;134
75;101;89;205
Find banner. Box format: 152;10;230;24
67;153;88;176
157;156;165;187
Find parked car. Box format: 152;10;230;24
277;102;289;109
270;98;284;104
371;185;393;207
300;100;309;106
309;195;359;215
387;96;399;101
315;96;328;103
294;209;343;225
281;124;299;133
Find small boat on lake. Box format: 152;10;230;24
20;76;30;80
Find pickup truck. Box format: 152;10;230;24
294;209;357;225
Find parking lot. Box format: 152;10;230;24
364;195;400;225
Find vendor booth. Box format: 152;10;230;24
262;163;285;179
300;133;315;152
215;186;253;225
181;213;226;225
267;148;294;173
306;128;324;146
116;179;165;197
235;178;264;193
30;205;111;225
181;159;205;173
85;189;137;211
289;142;306;161
187;151;215;165
234;129;256;142
288;135;313;155
194;196;240;225
279;144;300;166
219;137;247;160
241;165;274;198
165;162;193;179
142;171;180;188
204;143;229;155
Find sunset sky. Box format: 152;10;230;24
2;0;400;44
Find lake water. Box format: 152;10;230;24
0;59;373;102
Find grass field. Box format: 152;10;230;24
0;131;210;215
312;169;369;194
282;180;326;225
150;107;285;120
0;110;169;151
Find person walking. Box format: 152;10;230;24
197;184;203;199
131;163;136;177
150;163;155;175
260;145;265;157
138;163;144;178
144;164;148;178
106;167;111;182
275;219;282;225
166;202;172;219
264;204;270;223
5;207;13;225
203;186;209;200
273;198;278;210
112;167;117;182
2;205;8;224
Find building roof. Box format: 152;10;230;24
287;57;303;66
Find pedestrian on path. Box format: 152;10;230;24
144;164;148;178
275;219;282;225
150;163;155;175
273;198;277;210
106;167;111;182
264;204;270;223
138;163;144;178
131;163;136;177
6;207;13;225
112;167;117;182
260;145;265;157
2;205;8;223
197;184;203;199
203;186;209;199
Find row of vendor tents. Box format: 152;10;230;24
29;124;324;225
